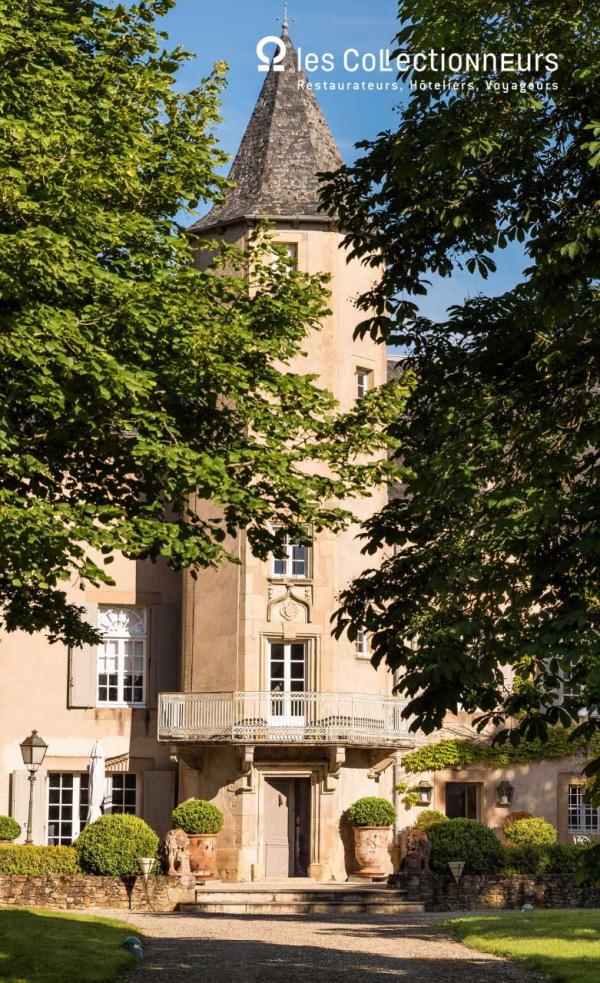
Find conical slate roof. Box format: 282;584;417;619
191;29;342;231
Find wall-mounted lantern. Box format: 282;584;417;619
417;781;434;806
496;780;514;807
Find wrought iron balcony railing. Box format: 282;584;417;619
158;691;415;746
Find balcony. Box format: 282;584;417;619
158;691;415;747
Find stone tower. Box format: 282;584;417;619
159;26;413;882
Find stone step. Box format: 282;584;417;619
178;891;425;917
193;889;409;904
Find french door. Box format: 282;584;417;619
269;642;307;725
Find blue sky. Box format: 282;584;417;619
158;0;524;321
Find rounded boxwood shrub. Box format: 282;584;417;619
413;810;448;831
0;816;21;842
75;814;159;875
504;816;557;847
346;797;396;828
427;818;504;874
171;799;224;835
0;844;80;874
501;811;533;835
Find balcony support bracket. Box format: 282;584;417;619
368;751;401;782
324;746;346;793
237;745;256;793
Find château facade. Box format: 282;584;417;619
0;25;596;879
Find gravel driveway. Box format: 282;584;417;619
100;910;540;983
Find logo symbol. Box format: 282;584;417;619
257;36;286;73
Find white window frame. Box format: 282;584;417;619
97;606;147;708
355;629;370;659
47;772;89;845
46;771;138;845
271;534;311;579
568;784;600;834
356;367;372;399
268;641;307;725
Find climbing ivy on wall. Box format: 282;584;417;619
401;729;600;774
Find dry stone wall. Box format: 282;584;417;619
416;872;600;910
0;875;194;912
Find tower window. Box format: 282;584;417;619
355;630;369;658
356;368;373;399
272;534;311;578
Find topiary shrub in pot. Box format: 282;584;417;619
427;818;505;875
412;810;448;832
170;800;224;878
0;816;21;842
75;814;159;876
346;797;396;879
503;816;557;847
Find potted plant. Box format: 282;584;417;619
171;799;224;878
0;816;21;843
346;797;396;879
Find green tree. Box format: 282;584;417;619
325;3;600;764
0;0;405;646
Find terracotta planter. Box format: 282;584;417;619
353;825;390;878
188;833;218;878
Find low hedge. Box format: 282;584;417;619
0;816;21;842
171;799;224;835
427;818;505;874
0;844;80;874
346;797;396;828
503;843;590;876
75;814;159;876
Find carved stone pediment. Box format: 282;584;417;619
267;583;312;623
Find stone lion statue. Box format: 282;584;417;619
404;827;431;873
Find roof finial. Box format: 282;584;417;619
282;2;289;36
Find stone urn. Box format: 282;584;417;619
188;833;218;878
353;826;390;878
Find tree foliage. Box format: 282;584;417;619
0;0;406;646
325;1;600;779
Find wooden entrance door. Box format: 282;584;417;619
263;777;311;877
264;778;292;877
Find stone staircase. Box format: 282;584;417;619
179;881;424;916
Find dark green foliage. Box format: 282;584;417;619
171;799;224;835
427;819;504;874
0;816;21;842
504;818;557;847
0;844;80;874
346;797;396;827
326;1;600;815
412;810;448;831
503;843;589;876
0;0;405;647
75;814;158;875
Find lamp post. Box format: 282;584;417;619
19;730;48;844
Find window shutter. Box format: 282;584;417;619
10;770;46;844
142;770;176;839
149;604;179;706
68;603;98;708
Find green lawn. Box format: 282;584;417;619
447;910;600;983
0;907;136;983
